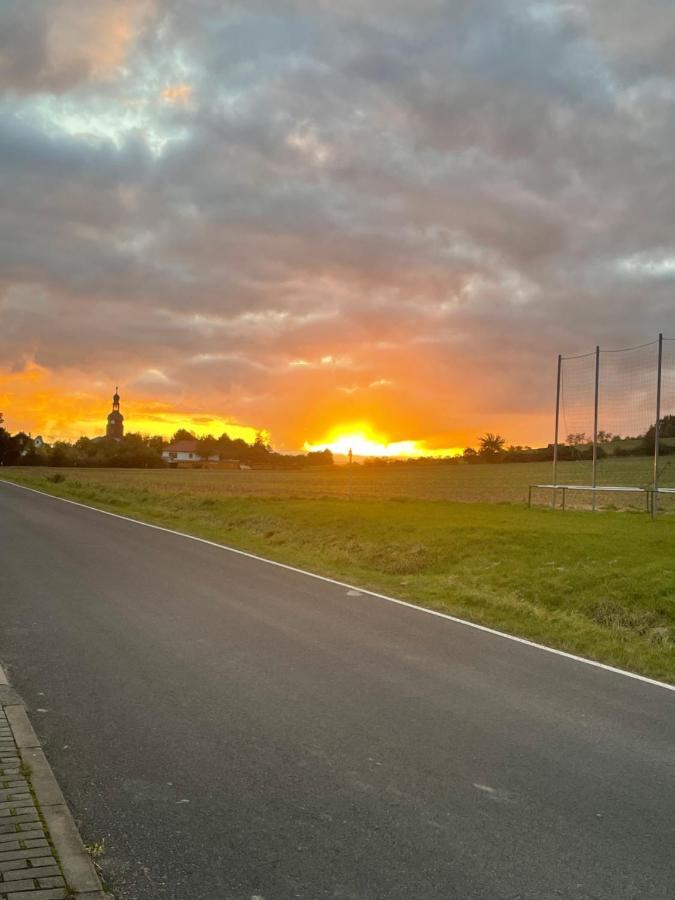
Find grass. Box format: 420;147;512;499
3;455;675;507
1;465;674;684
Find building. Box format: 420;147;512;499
161;439;220;466
162;439;241;469
106;387;124;441
162;439;209;464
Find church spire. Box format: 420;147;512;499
106;386;124;441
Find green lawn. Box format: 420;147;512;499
1;466;673;683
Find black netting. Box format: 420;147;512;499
558;351;596;485
659;339;675;489
555;339;673;496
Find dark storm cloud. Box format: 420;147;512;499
1;0;674;446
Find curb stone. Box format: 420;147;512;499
0;664;108;899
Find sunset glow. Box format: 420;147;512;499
0;366;258;444
2;5;674;898
1;1;671;454
305;426;462;459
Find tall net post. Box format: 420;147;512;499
552;353;562;503
592;345;600;511
653;333;663;518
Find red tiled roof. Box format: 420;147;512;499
164;440;199;452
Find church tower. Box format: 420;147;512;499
106;387;124;441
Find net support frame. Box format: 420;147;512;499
652;333;663;520
592;345;600;512
548;334;671;517
552;353;562;507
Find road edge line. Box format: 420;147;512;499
2;477;674;694
0;662;107;898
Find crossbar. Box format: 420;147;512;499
534;484;646;493
526;482;673;514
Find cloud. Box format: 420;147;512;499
161;84;192;104
0;0;156;95
1;1;674;450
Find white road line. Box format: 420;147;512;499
2;478;674;693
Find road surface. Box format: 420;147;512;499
0;480;673;899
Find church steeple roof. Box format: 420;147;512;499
106;386;124;441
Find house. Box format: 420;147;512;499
162;440;241;469
162;439;217;465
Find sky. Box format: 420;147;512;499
1;1;674;454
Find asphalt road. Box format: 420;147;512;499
0;481;673;900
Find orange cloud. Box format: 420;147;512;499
161;84;192;104
0;358;556;455
47;1;156;82
0;365;259;444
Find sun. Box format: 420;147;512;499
309;432;419;457
304;424;461;459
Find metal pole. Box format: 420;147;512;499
653;333;663;519
592;345;600;511
348;447;353;501
552;354;562;504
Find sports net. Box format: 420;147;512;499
559;351;596;486
660;338;675;489
597;341;659;489
553;336;675;505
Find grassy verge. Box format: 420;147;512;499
2;468;674;683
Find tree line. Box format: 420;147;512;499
363;419;675;467
3;411;673;469
170;429;334;469
362;433;557;466
0;416;333;469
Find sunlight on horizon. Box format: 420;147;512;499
304;425;462;459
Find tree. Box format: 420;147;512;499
478;433;506;455
170;428;195;443
646;415;675;440
0;426;14;465
248;432;273;464
642;415;675;454
305;449;334;466
254;431;272;452
50;441;73;467
197;435;218;459
74;436;97;459
566;432;587;446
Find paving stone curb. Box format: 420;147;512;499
0;665;108;899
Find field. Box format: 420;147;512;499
2;455;674;506
1;463;674;683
